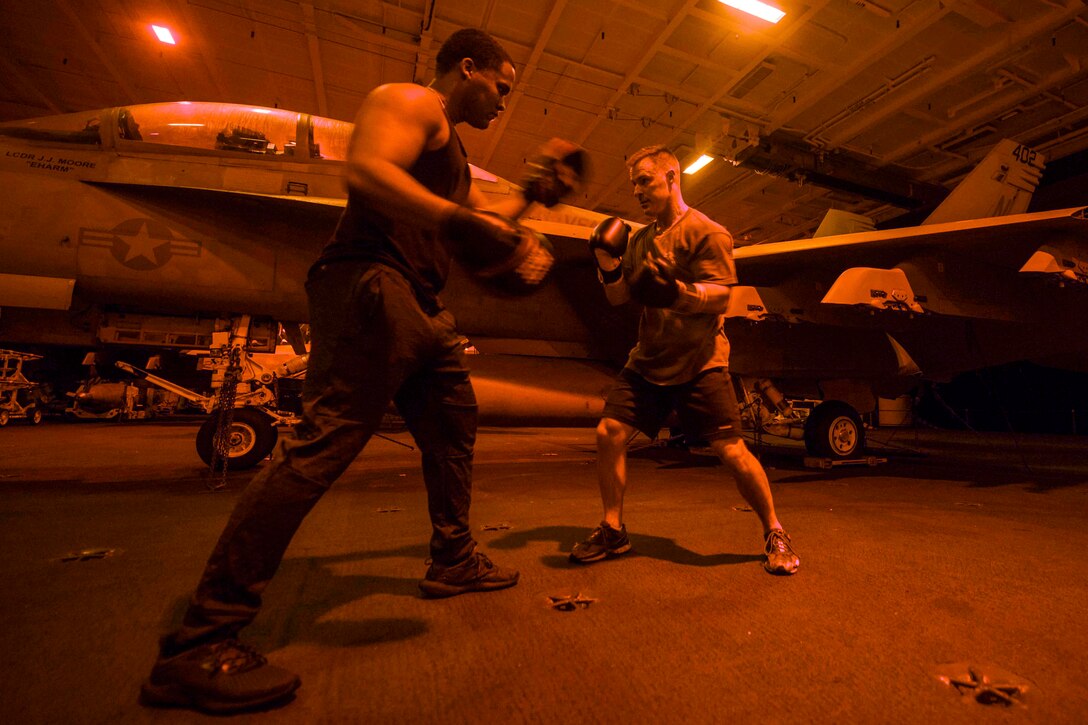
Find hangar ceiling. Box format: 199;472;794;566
3;0;1088;243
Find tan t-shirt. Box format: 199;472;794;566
622;208;737;385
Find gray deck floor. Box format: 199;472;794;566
2;421;1086;723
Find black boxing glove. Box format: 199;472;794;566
588;217;629;284
522;138;589;208
629;258;680;308
442;207;554;293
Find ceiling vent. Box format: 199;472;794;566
731;62;775;100
941;126;998;154
854;1;892;18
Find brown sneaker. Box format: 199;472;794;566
764;528;800;575
569;521;631;563
139;639;300;714
418;551;519;598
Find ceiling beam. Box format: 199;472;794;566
55;0;139;104
166;0;230;101
885;62;1088;165
822;1;1087;149
1021;99;1088;150
300;2;328;117
764;1;951;139
573;0;702;151
655;44;736;78
413;31;435;85
614;0;669;23
734;184;831;244
630;77;767;124
685;6;825;69
412;0;439;83
575;0;707;212
481;0;569;167
326;11;426;56
0;53;63;114
586;0;832;211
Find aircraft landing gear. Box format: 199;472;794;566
0;349;46;427
196;407;278;471
804;400;866;459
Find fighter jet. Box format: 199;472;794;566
0;101;627;464
723;139;1088;456
1;102;1085;465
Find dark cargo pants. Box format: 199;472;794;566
168;261;478;651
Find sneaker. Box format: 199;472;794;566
763;528;800;575
569;521;631;564
140;639;300;714
418;551;519;598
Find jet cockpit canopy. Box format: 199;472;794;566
0;102;354;162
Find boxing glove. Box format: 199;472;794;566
588;217;629;284
629;258;680;308
522;138;589;208
443;207;554;295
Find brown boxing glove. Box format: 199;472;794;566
522;138;590;208
443;207;555;296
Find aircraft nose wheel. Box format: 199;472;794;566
195;407;278;470
226;426;254;453
804;401;865;459
829;417;858;454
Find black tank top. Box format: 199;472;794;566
319;108;472;315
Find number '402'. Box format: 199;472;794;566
1012;145;1037;165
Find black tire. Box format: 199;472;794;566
804;401;865;459
196;408;278;471
26;407;43;425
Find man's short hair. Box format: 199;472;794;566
627;145;680;175
436;28;514;75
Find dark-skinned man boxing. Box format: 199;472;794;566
141;27;585;715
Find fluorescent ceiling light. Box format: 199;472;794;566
683;154;715;175
152;25;176;44
718;0;786;24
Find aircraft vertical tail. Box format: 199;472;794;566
922;139;1045;225
812;210;876;237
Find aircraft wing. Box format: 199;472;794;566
82;179;347;209
723;204;1088;393
736;206;1088;284
80;180;614;241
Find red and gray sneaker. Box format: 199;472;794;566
139;639;300;714
569;521;632;563
418;550;520;598
763;528;800;575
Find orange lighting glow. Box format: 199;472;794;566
683;154;715;175
718;0;785;24
151;25;176;44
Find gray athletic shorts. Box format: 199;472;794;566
601;367;743;442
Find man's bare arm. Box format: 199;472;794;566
343;84;460;228
466;183;531;219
